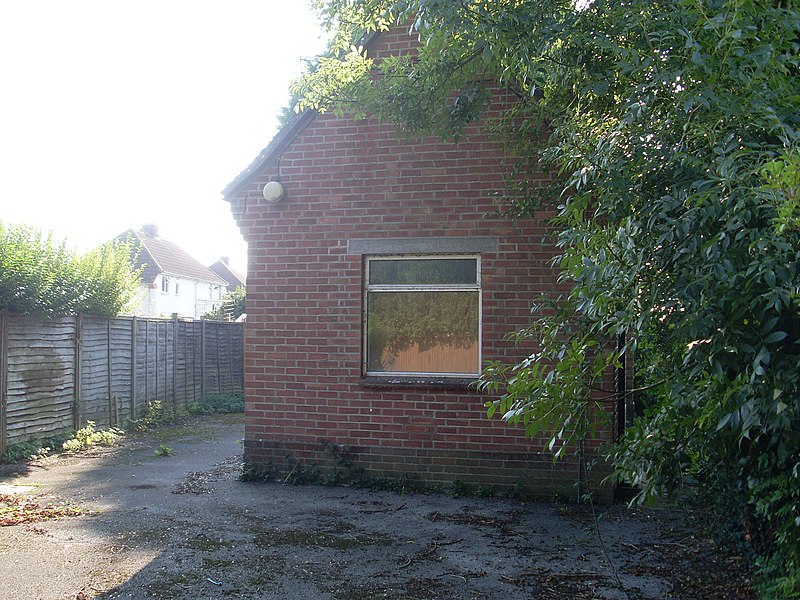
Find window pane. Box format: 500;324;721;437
367;291;479;374
369;259;477;285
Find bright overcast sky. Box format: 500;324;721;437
0;1;329;275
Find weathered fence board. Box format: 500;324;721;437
0;313;8;453
0;312;243;454
110;318;133;424
4;316;76;444
80;316;112;427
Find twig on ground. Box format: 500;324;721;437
622;542;640;551
282;464;299;486
439;573;468;583
400;540;440;569
581;438;630;600
436;538;463;546
361;502;406;514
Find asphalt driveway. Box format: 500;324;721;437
0;414;752;599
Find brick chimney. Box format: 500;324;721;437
142;223;159;237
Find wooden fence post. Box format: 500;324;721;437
240;322;245;397
0;311;8;457
154;321;160;402
192;321;199;404
228;324;234;396
164;319;170;407
200;319;206;399
215;323;222;396
144;319;149;405
107;318;114;426
74;314;82;430
131;317;138;420
172;314;178;407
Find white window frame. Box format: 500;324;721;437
363;254;482;378
161;276;170;294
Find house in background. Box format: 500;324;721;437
208;256;246;293
119;224;228;319
222;26;620;501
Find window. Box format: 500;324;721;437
161;276;170;294
174;282;180;296
364;256;481;377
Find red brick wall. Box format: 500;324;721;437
226;29;616;501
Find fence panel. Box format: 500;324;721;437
4;316;76;445
203;322;220;397
0;312;6;454
80;316;113;427
174;319;196;407
230;322;244;396
0;313;244;455
133;319;148;415
190;321;204;400
110;317;134;424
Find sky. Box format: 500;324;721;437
0;1;330;276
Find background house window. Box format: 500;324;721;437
161;276;170;294
365;256;481;377
174;282;180;296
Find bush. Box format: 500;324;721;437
0;221;142;317
0;433;72;463
188;394;245;415
129;401;188;431
203;287;245;321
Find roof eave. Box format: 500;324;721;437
221;109;319;200
221;31;384;201
161;272;228;286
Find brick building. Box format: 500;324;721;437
223;27;617;500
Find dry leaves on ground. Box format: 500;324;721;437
0;493;85;526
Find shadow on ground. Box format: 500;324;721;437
0;414;754;599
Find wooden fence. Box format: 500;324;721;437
0;312;244;455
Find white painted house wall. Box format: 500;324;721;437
135;274;224;318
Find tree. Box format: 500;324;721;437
297;0;800;593
0;221;142;317
204;286;246;321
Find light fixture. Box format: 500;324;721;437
262;181;285;203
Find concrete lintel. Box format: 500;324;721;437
347;236;499;255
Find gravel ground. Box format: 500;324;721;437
0;414;755;599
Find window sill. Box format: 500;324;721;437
360;376;478;390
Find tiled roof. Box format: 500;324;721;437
117;229;228;285
209;258;246;289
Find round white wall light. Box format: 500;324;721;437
262;181;285;203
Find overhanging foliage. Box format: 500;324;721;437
296;0;800;594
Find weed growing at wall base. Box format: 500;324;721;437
239;441;538;499
62;421;123;452
130;396;244;432
188;394;244;415
1;424;122;462
129;401;189;431
0;433;73;463
239;462;277;483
